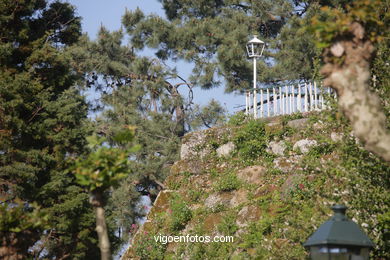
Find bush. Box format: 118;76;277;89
228;111;248;126
133;232;167;260
214;172;240;192
169;194;192;232
233;120;269;162
217;213;238;236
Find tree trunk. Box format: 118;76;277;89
321;22;390;163
165;83;186;137
91;191;111;260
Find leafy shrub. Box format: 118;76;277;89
169;194;192;232
233;120;269;162
133;232;167;260
0;201;48;232
214;172;240;192
228;111;247;126
217;213;238;236
240;216;272;249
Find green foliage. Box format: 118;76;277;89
308;0;389;48
0;201;48;233
337;136;390;258
169;194;192;232
233;120;270;163
372;41;390;123
240;216;273;249
124;110;389;259
133;232;167;260
217;213;238;236
73;128;138;192
122;1;320;92
188;189;203;202
214;171;240;192
188;99;227;130
0;0;100;258
227;111;248;126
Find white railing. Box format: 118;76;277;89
245;82;336;118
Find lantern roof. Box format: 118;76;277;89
247;35;264;44
303;205;375;248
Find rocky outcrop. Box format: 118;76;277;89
287;118;309;129
293;139;318;153
216;142;235;157
267;140;287;156
123;113;387;260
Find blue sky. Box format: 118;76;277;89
66;0;245;113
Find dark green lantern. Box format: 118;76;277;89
304;205;374;260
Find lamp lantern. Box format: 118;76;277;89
304;205;374;260
246;35;265;58
246;35;265;118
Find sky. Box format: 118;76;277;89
66;0;245;113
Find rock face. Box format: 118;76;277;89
204;192;231;210
265;121;283;134
267;140;287;156
125;115;389;260
274;155;303;173
287;118;309;129
236;205;262;227
331;132;344;142
293;139;317;153
180;127;234;160
281;174;305;199
216;142;235;157
237;165;265;185
180;130;209;160
204;189;247;210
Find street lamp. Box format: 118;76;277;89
304;205;374;260
246;35;265;118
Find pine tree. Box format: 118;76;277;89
68;26;227;248
0;1;99;258
121;1;321;92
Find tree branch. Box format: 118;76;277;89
321;22;390;163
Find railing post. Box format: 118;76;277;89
245;91;249;115
319;84;324;110
287;86;290;114
304;83;309;112
273;87;277;116
314;82;318;110
309;82;313;111
290;85;293;114
297;84;302;112
260;89;264;118
279;86;283;115
267;88;270;117
285;88;288;114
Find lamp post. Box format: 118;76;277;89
304;205;374;260
246;35;265;118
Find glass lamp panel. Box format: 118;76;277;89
310;247;353;260
329;247;352;260
351;247;369;260
254;44;261;56
310;247;330;260
246;43;255;57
